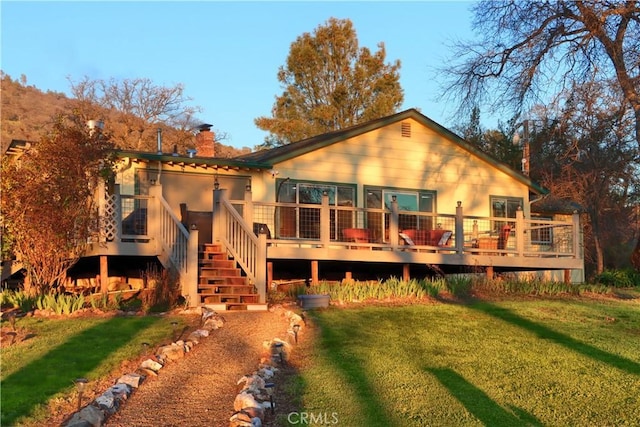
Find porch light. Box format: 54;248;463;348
246;182;252;192
265;382;276;414
457;201;462;207
190;223;198;230
74;378;88;410
214;177;220;190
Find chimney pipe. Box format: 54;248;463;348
157;128;163;154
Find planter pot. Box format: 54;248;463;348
297;294;330;309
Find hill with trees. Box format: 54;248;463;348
0;72;249;157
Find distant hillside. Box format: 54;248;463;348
0;72;249;157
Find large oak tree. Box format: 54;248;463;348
444;0;640;268
255;17;404;147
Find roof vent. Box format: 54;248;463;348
401;122;411;138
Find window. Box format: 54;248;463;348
366;187;436;240
490;196;522;237
276;180;355;239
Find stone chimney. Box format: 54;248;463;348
195;124;215;157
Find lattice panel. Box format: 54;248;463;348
102;193;118;241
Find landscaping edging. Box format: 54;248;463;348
229;305;305;426
60;305;304;427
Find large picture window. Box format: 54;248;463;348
276;180;355;239
365;187;436;241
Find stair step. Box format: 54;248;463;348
200;251;226;260
200;267;241;276
201;294;260;304
199;288;255;295
199;259;235;268
203;303;268;312
199;276;247;285
199;284;255;290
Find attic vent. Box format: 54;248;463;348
401;122;411;138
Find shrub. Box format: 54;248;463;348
142;264;181;312
446;275;472;297
593;269;640;288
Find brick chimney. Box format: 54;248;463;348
195;123;215;157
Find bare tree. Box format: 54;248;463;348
68;76;204;152
1;114;115;293
255;18;404;147
444;1;640;146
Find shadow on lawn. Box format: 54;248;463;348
471;303;640;376
1;316;160;426
314;317;395;427
426;367;542;426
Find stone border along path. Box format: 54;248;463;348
62;305;305;427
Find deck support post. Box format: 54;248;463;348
212;188;227;243
345;271;352;282
320;193;330;247
403;264;410;282
267;262;273;290
455;202;464;253
390;198;399;249
311;260;319;285
100;255;108;294
485;265;494;280
516;208;525;255
572;211;581;258
564;269;571;284
244;184;254;225
186;229;199;307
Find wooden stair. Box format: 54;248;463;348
198;243;265;311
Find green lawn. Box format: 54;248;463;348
1;314;189;426
291;298;640;426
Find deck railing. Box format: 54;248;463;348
249;195;580;258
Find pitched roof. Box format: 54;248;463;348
114;149;272;170
239;109;549;195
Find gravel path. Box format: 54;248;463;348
104;310;292;427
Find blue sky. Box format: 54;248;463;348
1;1;476;149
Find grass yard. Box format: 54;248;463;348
0;313;191;426
290;297;640;426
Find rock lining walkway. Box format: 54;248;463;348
100;309;295;427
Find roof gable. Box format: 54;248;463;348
240;109;548;195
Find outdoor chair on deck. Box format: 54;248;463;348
342;228;372;249
399;229;452;249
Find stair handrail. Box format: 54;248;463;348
216;194;266;302
149;185;199;306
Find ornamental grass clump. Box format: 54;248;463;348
307;277;445;303
35;293;85;315
445;275;473;297
0;289;37;312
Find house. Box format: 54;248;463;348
2;109;584;309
